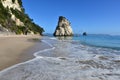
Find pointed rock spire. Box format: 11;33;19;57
54;16;73;36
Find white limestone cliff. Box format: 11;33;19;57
1;0;24;26
54;16;73;36
1;0;21;11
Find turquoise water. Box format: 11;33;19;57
73;34;120;50
46;34;120;50
1;35;120;80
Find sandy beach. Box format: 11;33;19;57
0;35;42;71
0;37;120;80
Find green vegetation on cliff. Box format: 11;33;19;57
0;0;44;35
0;1;13;30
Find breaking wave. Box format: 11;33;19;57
0;37;120;80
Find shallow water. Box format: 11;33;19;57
73;34;120;50
0;37;120;80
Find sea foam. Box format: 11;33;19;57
0;37;120;80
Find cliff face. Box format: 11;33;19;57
54;16;73;36
0;0;44;35
2;0;22;11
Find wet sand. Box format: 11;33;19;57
0;35;43;71
0;38;120;80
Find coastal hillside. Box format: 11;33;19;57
0;0;44;35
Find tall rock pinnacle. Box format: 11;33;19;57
54;16;73;36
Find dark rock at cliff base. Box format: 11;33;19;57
53;16;73;36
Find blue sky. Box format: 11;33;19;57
22;0;120;35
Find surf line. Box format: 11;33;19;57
34;39;55;58
0;38;56;74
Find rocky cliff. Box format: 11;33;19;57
54;16;73;36
0;0;44;35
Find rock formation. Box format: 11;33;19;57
83;32;87;36
0;0;44;35
54;16;73;36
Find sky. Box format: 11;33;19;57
22;0;120;35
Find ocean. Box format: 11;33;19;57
73;34;120;50
0;34;120;80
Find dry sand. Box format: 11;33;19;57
0;35;41;71
0;37;120;80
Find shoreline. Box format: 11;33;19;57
0;36;120;80
0;35;46;71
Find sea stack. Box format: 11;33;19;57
83;32;87;36
53;16;73;36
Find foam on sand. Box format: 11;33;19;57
0;37;120;80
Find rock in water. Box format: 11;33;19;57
54;16;73;36
83;32;87;36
